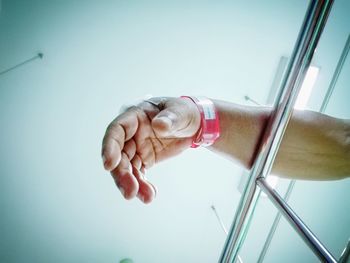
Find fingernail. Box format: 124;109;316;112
119;186;125;197
102;155;108;169
137;193;145;203
149;183;157;198
152;186;157;198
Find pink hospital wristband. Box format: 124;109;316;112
181;96;220;148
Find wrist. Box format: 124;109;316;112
180;96;201;128
181;96;220;148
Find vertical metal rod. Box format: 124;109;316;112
256;177;337;262
219;1;334;262
211;206;244;263
339;239;350;263
320;34;350;112
266;56;289;105
257;33;350;263
257;180;296;263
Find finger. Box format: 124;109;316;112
136;138;157;169
132;155;157;203
102;110;139;171
132;166;156;204
138;166;157;197
111;152;139;200
123;139;136;160
148;181;158;198
140;166;146;174
151;98;200;138
131;154;142;170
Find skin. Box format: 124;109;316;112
101;97;350;204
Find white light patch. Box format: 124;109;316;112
262;66;319;197
240;65;320;197
294;66;319;110
267;175;279;188
262;175;280;197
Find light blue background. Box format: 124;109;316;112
0;1;349;262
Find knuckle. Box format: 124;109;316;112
128;105;143;114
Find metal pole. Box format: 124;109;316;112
256;177;337;262
257;33;350;263
320;34;350;113
339;239;350;263
257;180;296;263
219;0;334;262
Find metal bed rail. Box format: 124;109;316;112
256;178;337;262
257;33;350;263
219;0;335;262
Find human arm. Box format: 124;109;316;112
101;97;350;203
209;99;350;180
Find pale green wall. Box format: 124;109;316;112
0;1;349;262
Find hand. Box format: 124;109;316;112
101;97;200;203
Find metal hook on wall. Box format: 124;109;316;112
0;52;44;77
244;95;262;106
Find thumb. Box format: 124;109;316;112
151;99;200;138
152;109;181;137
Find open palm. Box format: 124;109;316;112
102;97;200;203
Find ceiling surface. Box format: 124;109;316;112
0;1;349;262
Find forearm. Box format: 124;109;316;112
209;100;350;180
